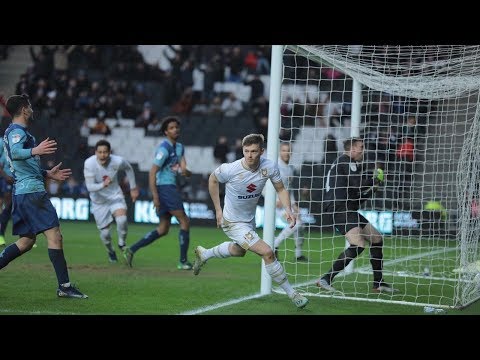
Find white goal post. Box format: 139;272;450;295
263;45;480;309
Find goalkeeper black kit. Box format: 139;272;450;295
323;154;377;212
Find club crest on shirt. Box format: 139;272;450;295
261;168;268;177
350;163;357;172
156;152;164;160
12;134;21;144
244;232;253;240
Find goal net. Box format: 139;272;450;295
274;45;480;309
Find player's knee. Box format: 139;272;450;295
263;248;275;261
116;215;128;235
100;227;112;244
178;215;190;228
345;245;365;260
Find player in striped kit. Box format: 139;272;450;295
84;139;139;263
193;134;308;309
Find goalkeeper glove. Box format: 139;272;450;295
374;168;384;184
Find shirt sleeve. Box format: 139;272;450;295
8;129;33;160
120;158;137;189
153;146;168;168
213;163;231;183
269;163;282;184
83;160;104;192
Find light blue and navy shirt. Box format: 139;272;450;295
0;137;13;177
153;139;184;186
4;123;46;195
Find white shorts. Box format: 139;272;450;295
221;218;261;250
91;198;127;229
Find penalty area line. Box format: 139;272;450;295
177;293;264;315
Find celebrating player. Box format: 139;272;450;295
193;133;309;309
83;139;139;263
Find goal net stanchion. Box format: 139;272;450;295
267;45;480;309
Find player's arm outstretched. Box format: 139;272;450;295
149;164;160;210
208;172;223;228
273;180;296;228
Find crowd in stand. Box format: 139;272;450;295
1;45;273;199
0;45;430;212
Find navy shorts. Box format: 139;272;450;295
332;209;369;235
12;191;59;236
157;185;185;217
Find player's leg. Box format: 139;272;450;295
44;226;88;299
170;209;192;269
124;214;170;267
317;211;366;291
293;217;307;261
193;220;250;275
0;194;36;269
0;235;36;269
0;197;11;246
0;183;7;246
27;192;87;298
112;207;128;251
363;223;398;293
91;202;116;262
250;237;308;308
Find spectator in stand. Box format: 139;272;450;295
79;118;91;138
245;74;264;101
91;112;111;136
244;50;258;74
221;92;243;118
213;135;229;164
135;101;154;129
208;96;223;115
147;115;162;132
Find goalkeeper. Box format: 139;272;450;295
316;137;398;294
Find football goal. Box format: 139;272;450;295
263;45;480;309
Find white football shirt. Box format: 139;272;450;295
84;154;137;204
214;157;282;222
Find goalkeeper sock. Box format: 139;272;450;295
369;241;384;283
130;230;161;253
323;245;365;283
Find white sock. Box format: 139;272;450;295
265;260;294;297
274;225;296;248
203;242;231;260
100;227;114;253
115;215;128;248
294;226;304;258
